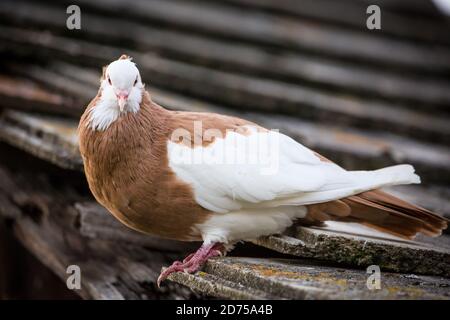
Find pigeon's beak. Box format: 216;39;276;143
117;91;129;112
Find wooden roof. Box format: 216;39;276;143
0;0;449;299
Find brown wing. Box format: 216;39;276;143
306;153;448;239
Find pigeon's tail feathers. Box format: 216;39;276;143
303;164;448;239
306;189;448;240
344;190;447;239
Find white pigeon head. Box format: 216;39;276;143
88;55;145;131
101;55;144;113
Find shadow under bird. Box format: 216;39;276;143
78;55;448;286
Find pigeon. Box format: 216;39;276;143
78;55;448;287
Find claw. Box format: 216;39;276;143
156;242;225;287
157;269;166;288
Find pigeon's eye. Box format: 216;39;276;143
107;76;112;85
133;77;138;86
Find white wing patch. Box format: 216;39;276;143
168;127;334;213
167;126;420;243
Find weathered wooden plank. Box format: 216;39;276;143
252;224;450;277
74;201;199;252
2;28;449;143
0;75;80;117
168;271;272;299
216;0;450;45
13;218;120;300
0;110;82;170
169;257;450;299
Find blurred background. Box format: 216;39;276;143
0;0;449;299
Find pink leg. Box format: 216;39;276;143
157;242;224;287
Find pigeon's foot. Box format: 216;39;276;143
157;242;224;287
